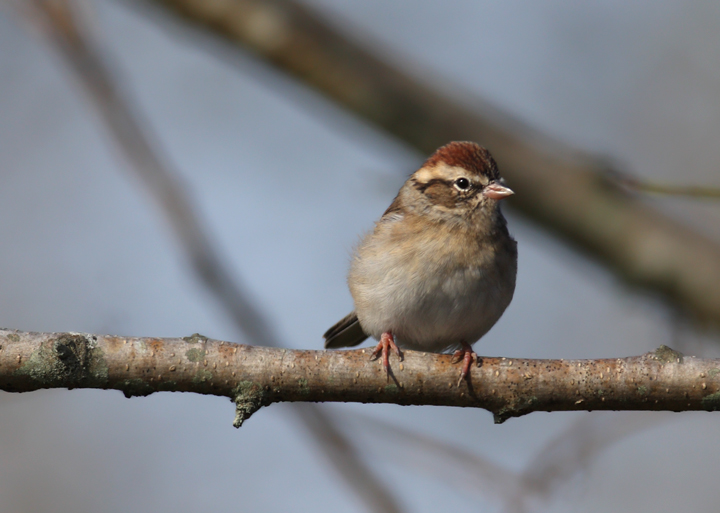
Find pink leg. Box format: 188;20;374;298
371;331;402;377
452;342;477;386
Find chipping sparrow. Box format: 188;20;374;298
324;142;517;383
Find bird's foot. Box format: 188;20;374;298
371;332;403;380
452;342;477;386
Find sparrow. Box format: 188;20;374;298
323;141;517;383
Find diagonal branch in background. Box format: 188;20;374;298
2;329;718;423
340;410;668;512
139;0;720;328
507;411;668;512
16;2;401;512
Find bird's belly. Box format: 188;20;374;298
351;258;513;353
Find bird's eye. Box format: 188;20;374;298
454;178;471;191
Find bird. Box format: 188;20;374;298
323;141;517;383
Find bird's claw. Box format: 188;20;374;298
371;332;402;380
452;342;477;386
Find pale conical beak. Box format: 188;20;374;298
483;182;514;200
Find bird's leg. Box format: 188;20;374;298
371;331;402;378
452;342;477;386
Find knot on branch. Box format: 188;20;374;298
232;381;269;428
183;333;209;345
651;345;684;364
493;395;539;424
14;333;109;388
52;334;109;387
54;334;91;379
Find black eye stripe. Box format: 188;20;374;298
413;177;481;194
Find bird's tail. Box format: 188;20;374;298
323;311;369;348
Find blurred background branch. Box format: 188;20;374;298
342;410;669;513
139;0;720;329
612;173;720;199
16;1;401;511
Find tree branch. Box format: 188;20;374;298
4;328;719;424
136;0;720;328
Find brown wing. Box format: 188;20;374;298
381;192;403;218
323;311;369;349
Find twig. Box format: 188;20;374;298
2;329;717;424
614;174;720;199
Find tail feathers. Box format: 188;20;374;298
323;311;369;349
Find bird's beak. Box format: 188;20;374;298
483;181;514;200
